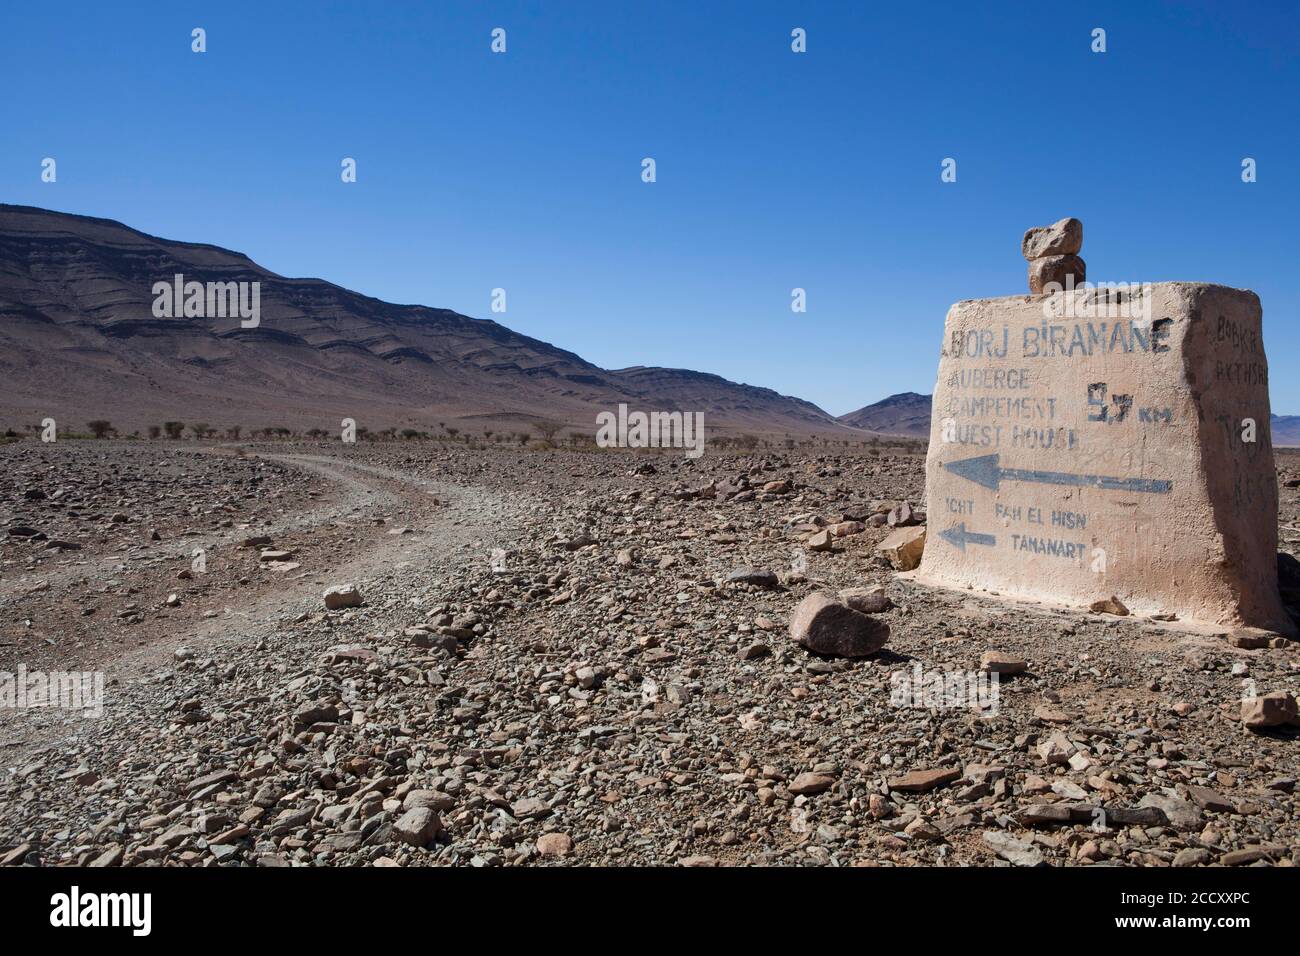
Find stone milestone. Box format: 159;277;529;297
916;220;1291;634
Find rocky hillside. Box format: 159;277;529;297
838;392;933;437
0;204;855;437
1273;416;1300;447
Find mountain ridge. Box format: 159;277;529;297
834;390;1300;446
837;391;933;437
0;204;857;437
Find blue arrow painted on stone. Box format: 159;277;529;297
944;453;1172;494
939;522;997;552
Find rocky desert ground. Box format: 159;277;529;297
2;438;1299;868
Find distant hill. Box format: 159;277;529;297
838;392;933;437
1274;415;1300;447
0;204;857;437
838;393;1300;447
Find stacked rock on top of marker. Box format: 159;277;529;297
1023;217;1085;294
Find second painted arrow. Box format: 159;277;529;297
938;522;997;552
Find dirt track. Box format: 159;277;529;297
2;440;1299;868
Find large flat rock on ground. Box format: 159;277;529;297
915;282;1291;633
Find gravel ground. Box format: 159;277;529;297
1;439;1299;867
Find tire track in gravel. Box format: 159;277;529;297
0;450;533;757
109;451;530;672
0;451;388;607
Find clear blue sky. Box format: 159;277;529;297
3;0;1297;415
